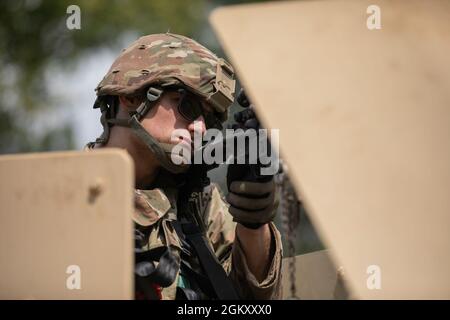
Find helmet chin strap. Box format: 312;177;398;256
98;87;191;174
125;114;190;174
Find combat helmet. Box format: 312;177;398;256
93;33;236;174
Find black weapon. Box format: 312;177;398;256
226;88;274;188
189;88;276;187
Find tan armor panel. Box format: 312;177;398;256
282;250;350;300
211;0;450;299
0;149;134;299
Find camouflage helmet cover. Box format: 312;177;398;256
95;33;236;115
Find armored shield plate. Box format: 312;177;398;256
0;149;134;299
211;0;450;299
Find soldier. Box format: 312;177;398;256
86;33;282;300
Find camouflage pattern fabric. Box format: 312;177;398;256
95;33;234;115
133;181;283;300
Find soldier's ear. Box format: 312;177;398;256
118;95;142;110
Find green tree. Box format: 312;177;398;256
0;0;209;153
0;0;270;153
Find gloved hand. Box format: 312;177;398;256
226;163;277;229
226;89;278;229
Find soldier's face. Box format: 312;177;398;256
140;91;208;147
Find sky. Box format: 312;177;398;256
45;49;117;149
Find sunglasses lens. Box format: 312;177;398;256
178;95;202;121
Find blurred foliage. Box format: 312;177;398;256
0;0;266;154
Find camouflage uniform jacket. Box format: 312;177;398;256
133;176;283;300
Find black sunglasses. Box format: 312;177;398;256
176;88;204;122
174;88;223;129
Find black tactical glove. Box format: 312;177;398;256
226;163;277;229
226;88;278;229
